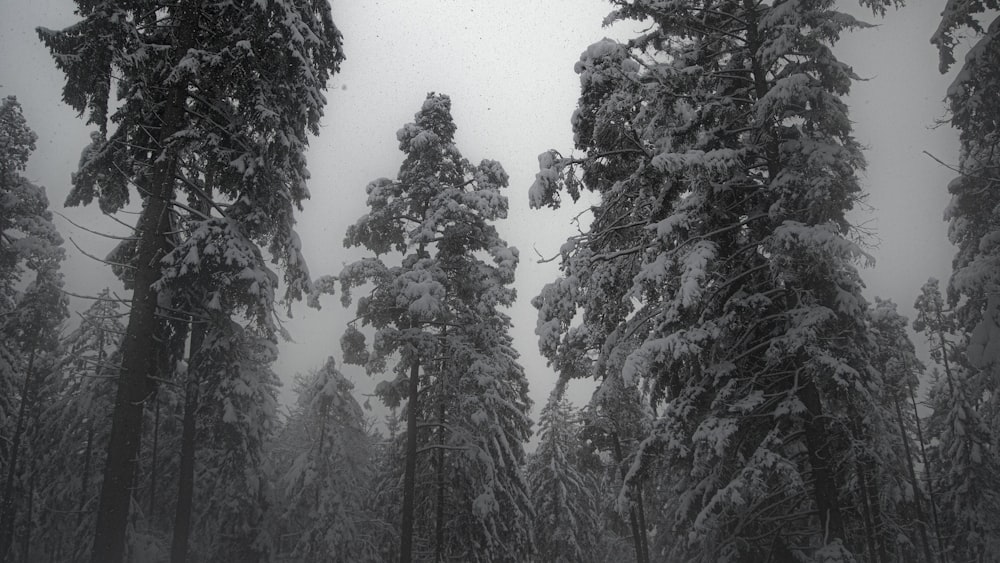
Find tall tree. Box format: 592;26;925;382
33;289;124;561
528;394;602;563
38;2;343;559
337;93;532;562
531;1;907;560
932;10;1000;554
0;95;68;562
914;278;1000;560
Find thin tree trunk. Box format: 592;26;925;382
611;432;647;563
911;384;946;563
77;327;105;534
857;462;881;563
170;321;205;563
635;485;649;563
434;398;446;562
19;467;34;563
895;397;935;563
399;360;420;563
0;345;38;561
90;4;198;559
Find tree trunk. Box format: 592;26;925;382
635;485;650;563
148;393;159;519
0;345;37;561
910;385;946;563
77;327;105;534
170;321;205;563
399;360;420;563
894;397;935;563
611;432;648;563
19;466;34;563
90;5;198;561
434;398;446;562
800;381;845;546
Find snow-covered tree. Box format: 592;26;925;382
531;1;908;560
0;94;68;561
32;289;124;561
338;93;532;562
272;357;378;561
528;395;602;563
932;6;1000;554
915;278;1000;559
933;2;1000;382
37;1;343;559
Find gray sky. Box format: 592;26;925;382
1;1;960;419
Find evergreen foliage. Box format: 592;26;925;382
339;93;533;562
531;1;910;560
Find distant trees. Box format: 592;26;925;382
338;93;533;562
527;394;601;563
0;95;68;562
272;357;378;561
37;0;343;559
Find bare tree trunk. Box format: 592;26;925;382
90;4;197;559
434;399;446;562
0;345;37;561
399;360;420;563
170;321;205;563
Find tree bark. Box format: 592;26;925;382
148;393;159;519
399;360;420;563
90;5;197;561
800;381;845;546
170;320;205;563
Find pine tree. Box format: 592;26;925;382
531;1;906;560
37;2;343;559
338;93;532;562
914;278;1000;559
273;357;377;561
528;394;602;563
932;6;1000;555
33;289;124;561
0;94;68;561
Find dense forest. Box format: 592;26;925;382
1;0;998;562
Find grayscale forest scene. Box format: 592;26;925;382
0;0;998;561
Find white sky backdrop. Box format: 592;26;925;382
0;1;961;423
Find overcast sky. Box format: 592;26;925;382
0;1;960;419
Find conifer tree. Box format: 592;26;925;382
531;1;907;560
0;95;68;561
914;278;1000;559
37;2;343;559
528;394;602;563
273;357;377;561
338;93;532;562
33;289;124;561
